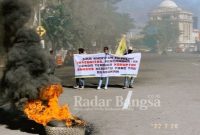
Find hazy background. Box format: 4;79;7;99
117;0;200;27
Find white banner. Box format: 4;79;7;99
74;53;141;78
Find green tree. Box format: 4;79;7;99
140;19;180;53
41;0;134;51
42;4;76;50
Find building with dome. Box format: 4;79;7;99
149;0;197;52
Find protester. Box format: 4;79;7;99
74;48;85;89
97;47;110;90
123;46;135;89
49;50;56;74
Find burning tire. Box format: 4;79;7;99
45;126;85;135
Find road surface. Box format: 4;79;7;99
0;53;200;135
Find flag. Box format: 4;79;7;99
115;35;127;56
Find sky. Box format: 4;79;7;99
117;0;200;28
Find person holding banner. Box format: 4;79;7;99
123;46;135;89
97;47;110;90
74;48;85;89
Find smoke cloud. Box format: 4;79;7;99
0;0;60;114
1;0;32;52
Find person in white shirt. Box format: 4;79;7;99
97;47;109;90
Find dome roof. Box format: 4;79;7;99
159;0;178;8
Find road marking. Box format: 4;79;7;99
192;63;200;66
122;91;133;110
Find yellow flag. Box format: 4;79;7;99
115;35;127;56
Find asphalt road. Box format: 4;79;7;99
1;53;200;135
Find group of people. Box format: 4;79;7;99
74;46;135;90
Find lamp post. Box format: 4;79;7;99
37;0;46;49
38;0;46;26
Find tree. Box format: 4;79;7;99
41;0;134;51
42;4;77;50
141;19;180;53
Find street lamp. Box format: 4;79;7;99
37;0;46;49
33;0;46;27
38;0;46;26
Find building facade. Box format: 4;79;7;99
149;0;196;52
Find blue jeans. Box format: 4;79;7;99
76;78;85;87
124;77;134;87
98;77;109;88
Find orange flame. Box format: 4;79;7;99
24;84;84;127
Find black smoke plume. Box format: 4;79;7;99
0;0;60;115
1;0;32;52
